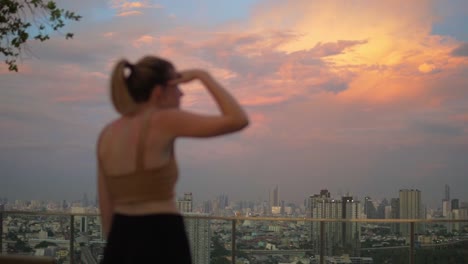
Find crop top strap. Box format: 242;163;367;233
135;110;153;171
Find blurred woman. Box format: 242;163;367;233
96;55;249;263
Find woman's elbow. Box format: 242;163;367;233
233;116;250;131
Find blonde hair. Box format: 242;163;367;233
110;59;138;115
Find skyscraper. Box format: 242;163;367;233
445;184;450;201
307;190;361;256
177;192;193;213
273;185;279;206
399;189;422;237
390;198;400;234
184;213;211;264
364;196;376;219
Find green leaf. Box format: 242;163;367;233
1;0;81;72
46;1;56;10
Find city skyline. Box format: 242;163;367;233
2;185;466;213
1;0;468;209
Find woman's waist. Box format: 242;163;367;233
113;199;179;215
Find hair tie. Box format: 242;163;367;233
124;62;134;87
125;62;134;71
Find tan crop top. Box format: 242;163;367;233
102;113;178;205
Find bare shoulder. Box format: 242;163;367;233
154;108;188;119
96;119;120;155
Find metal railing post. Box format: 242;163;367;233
320;221;324;264
231;220;236;264
70;215;75;264
410;222;414;264
0;211;3;254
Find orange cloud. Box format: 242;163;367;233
117;11;143;17
418;63;438;73
247;0;466;105
109;0;163;16
110;0;163;10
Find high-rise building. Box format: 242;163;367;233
450;208;468;232
341;196;361;254
376;198;389;219
445;184;450;201
451;199;459;210
307;190;361;256
399;189;422;237
203;200;212;214
364;196;376;219
442;200;451;217
268;185;280;214
184;213;211;264
273;185;279;206
390;198;400;234
177;193;193;213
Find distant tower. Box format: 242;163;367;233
364;196;376;219
82;193;89;207
445;184;450;201
442;184;451;217
341;196;361;254
390;198;400;234
399;189;422;237
177;193;193;213
203;200;212;214
273;185;279;206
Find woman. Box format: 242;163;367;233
96;55;249;263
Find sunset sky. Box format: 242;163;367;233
1;0;467;208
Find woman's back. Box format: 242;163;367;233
99;110;173;175
98;110;180;215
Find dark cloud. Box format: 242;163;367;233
320;79;349;93
451;42;468;57
307;40;368;57
411;120;464;137
195;31;299;77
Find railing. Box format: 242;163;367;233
1;210;467;264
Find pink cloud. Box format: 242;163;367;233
242;95;289;107
450;114;468;122
132;35;157;48
242;112;273;138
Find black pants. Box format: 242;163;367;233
101;213;192;264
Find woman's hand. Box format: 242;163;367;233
169;69;208;85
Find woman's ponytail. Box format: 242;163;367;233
110;59;138;115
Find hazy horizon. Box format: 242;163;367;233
1;0;467;210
